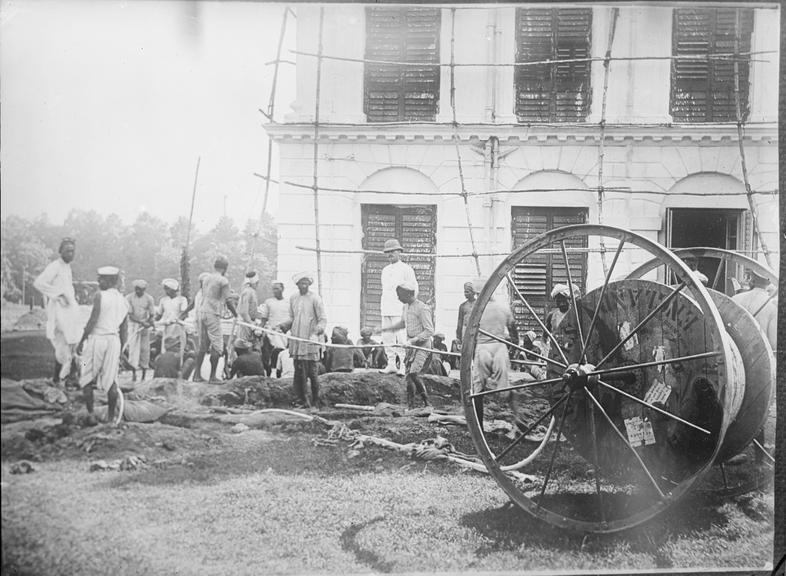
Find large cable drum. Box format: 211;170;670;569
460;225;750;533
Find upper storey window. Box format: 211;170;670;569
670;8;754;122
515;8;592;123
364;7;441;122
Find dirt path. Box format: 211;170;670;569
1;374;776;575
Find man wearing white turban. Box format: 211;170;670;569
379;238;418;375
156;278;189;369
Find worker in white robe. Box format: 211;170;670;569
33;238;82;384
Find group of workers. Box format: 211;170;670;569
33;234;777;424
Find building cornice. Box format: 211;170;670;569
263;122;778;144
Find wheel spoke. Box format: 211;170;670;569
579;240;625;364
711;260;724;290
596;379;710;435
584;388;666;500
479;329;566;369
595;281;688;370
590;351;721;377
753;439;775;463
587;394;606;523
470;376;564;399
505;273;570;366
538;396;571;503
495;393;570;462
560;240;585;352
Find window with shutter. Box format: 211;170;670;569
670;8;754;122
515;8;592;123
364;7;441;122
361;205;437;329
510;207;588;334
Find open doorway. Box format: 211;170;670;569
667;208;745;292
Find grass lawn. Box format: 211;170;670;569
1;425;774;575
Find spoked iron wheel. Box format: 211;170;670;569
460;225;742;533
629;247;776;497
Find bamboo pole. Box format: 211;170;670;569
733;11;772;268
254;173;778;199
311;7;325;293
290;49;772;69
450;8;481;277
595;7;619;277
181;156;201;299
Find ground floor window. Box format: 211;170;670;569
510;206;588;334
360;204;437;330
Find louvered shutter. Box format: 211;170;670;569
671;8;753;122
515;8;592;123
361;205;437;329
364;7;440;122
510;207;587;334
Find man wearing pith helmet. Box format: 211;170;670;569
77;266;129;426
379;238;418;375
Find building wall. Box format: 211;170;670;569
271;4;779;341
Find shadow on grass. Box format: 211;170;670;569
461;490;737;566
340;516;396;573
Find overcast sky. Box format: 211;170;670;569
1;0;295;229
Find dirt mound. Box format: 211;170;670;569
11;309;47;331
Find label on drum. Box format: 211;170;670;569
644;378;672;405
624;416;656;447
618;321;639;351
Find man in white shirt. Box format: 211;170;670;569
379;238;418;375
34;237;82;386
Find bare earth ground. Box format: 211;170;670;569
1;334;775;575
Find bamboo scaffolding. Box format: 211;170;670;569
253;174;777;198
450;8;481;276
733;11;773;268
249;7;290;270
595;7;619;277
290;49;773;68
311;7;325;292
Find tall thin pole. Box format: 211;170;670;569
311;7;325;292
732;10;772;268
250;8;290;273
181;156;201;299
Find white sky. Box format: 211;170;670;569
0;0;295;228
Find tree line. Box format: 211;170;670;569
1;210;277;306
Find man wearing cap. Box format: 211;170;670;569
733;268;776;350
34;238;82;386
277;272;327;409
380;238;418;375
77;266;129;426
125;279;156;381
235;270;260;351
259;280;292;377
156;278;189;365
194;256;237;383
470;278;519;430
378;280;432;409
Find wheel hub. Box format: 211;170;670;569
561;363;597;392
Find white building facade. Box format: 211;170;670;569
267;4;780;340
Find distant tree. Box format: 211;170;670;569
1;215;52;306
